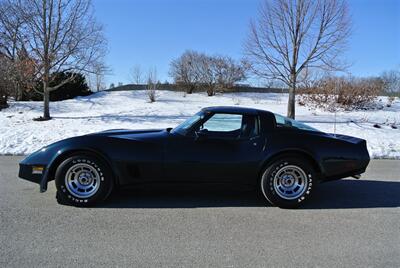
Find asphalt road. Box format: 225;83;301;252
0;156;399;267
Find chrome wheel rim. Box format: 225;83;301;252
273;165;308;200
65;163;100;198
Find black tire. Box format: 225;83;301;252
260;157;315;209
55;154;114;207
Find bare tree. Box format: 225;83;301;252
198;54;216;96
381;69;400;93
245;0;351;118
213;56;249;89
91;62;110;92
199;54;249;96
0;55;13;109
0;0;35;100
169;50;203;94
130;64;143;85
0;1;22;59
15;0;106;120
170;50;248;95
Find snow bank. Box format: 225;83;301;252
0;90;399;158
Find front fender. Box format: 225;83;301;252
19;136;119;192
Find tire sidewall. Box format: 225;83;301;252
55;155;113;206
261;157;314;208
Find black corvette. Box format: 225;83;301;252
19;106;370;208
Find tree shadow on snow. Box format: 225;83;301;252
96;179;400;209
52;114;189;124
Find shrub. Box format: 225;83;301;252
146;68;158;103
27;72;92;101
147;84;157;103
298;76;384;111
387;96;396;107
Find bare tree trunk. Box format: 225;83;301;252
0;95;9;110
188;85;194;94
96;74;100;92
43;81;50;119
206;84;215;96
13;84;18;100
287;85;296;119
16;82;23;101
287;73;296;119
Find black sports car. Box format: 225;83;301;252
19;106;370;208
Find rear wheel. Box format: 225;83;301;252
55;154;113;206
260;157;315;208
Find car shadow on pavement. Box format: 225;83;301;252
302;180;400;209
102;184;266;209
98;180;400;209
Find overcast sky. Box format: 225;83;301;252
93;0;400;86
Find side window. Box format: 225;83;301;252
274;113;290;126
202;113;242;132
274;113;320;132
199;113;260;139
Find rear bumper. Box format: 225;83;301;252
320;136;370;181
321;156;370;181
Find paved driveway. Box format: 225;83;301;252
0;157;399;267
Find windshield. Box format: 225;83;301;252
274;113;320;132
171;112;205;135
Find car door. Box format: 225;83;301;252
165;112;265;183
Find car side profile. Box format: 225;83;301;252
19;106;370;208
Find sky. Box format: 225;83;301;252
93;0;400;86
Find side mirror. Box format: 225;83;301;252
195;128;208;140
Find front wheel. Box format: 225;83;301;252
260;157;315;209
55;154;114;206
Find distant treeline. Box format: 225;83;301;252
106;83;289;94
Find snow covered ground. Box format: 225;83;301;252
1;90;399;158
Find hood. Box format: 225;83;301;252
85;129;169;142
87;128;166;137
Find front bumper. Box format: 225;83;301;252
18;163;46;184
19;149;52;192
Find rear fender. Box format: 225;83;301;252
258;149;324;180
